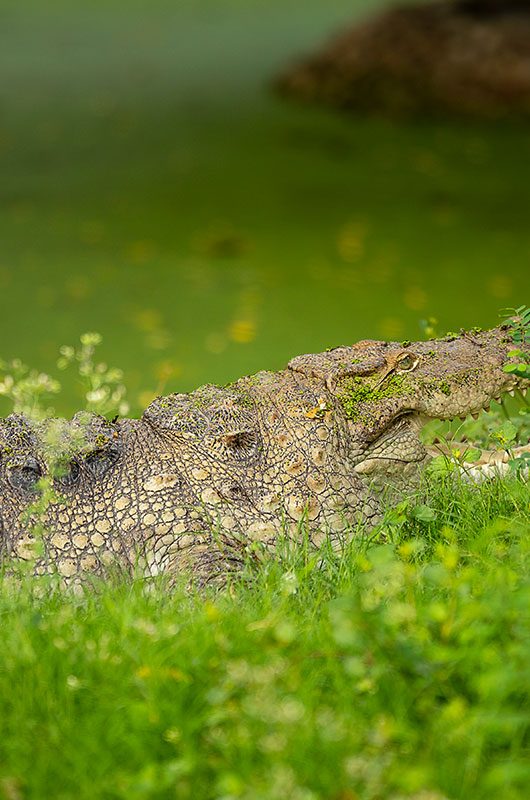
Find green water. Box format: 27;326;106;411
1;0;529;414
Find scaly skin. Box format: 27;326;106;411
0;324;528;584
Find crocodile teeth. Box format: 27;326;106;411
484;404;490;412
471;412;480;420
508;389;516;397
494;397;502;403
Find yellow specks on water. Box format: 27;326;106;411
413;149;442;177
66;273;91;302
337;219;366;263
144;474;180;492
154;360;181;384
132;307;170;351
487;274;513;299
138;390;158;408
378;317;404;339
403;286;428;311
371;251;396;284
95;519;111;534
205;332;227;354
228;319;256;344
127;240;157;265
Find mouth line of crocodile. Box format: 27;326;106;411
356;383;527;475
369;382;529;454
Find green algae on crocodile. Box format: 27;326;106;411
337;374;411;422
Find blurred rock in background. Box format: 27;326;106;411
276;0;530;117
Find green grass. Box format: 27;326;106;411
1;476;529;800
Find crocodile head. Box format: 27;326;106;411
323;324;529;479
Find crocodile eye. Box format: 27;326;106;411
57;459;81;488
396;353;419;372
85;447;120;478
7;458;43;493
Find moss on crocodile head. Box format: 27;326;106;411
231;384;256;408
424;378;451;396
337;373;411;421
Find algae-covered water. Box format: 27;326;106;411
1;0;529;414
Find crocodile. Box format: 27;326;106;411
0;323;528;585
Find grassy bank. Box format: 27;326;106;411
1;475;529;800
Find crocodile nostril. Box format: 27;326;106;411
7;458;43;493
